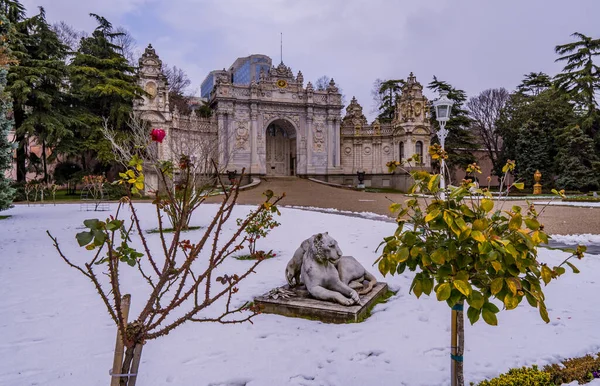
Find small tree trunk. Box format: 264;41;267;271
127;344;144;386
451;301;465;386
111;295;131;386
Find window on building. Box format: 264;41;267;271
415;141;423;164
399;141;405;161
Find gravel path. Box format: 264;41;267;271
205;177;600;236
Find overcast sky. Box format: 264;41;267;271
21;0;600;120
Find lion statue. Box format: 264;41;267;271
286;234;377;299
300;233;360;306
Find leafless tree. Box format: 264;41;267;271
164;64;191;95
370;78;384;115
52;21;87;53
466;88;510;174
113;26;139;66
314;75;347;107
163;63;194;113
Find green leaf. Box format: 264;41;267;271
471;230;485;242
566;261;580;274
482;308;498;326
503;293;519;310
436;283;452;301
483;302;500;313
467;306;481;325
422;277;434;295
395;247;410;263
473;219;486;231
76;231;93;247
453;280;471;296
491;261;502;273
481;199;494;213
389;203;402;213
413;279;423;298
467;290;485;310
509;214;522;231
541;265;552;285
83;219;100;229
425;209;441;223
443;211;454;227
505;278;518;296
454;217;468;232
524;218;540;231
431;248;446;264
513;182;524;190
539;304;550;323
491;278;504;295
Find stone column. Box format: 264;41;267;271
217;111;227;168
327;116;334;170
306;112;313;174
250;109;259;174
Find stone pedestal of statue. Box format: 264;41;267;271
254;282;388;323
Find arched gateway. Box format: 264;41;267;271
265;119;297;176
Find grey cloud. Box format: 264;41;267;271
21;0;600;120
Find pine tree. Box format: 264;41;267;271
0;13;16;210
554;32;600;139
376;79;404;123
68;14;144;168
554;124;600;191
428;77;477;170
7;7;71;182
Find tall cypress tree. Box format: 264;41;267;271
68;14;144;168
428;77;477;171
0;13;16;209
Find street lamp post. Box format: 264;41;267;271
432;90;454;199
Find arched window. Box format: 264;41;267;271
399;142;405;161
415;141;423;164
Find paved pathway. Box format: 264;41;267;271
205;177;600;236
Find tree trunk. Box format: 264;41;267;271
42;139;48;183
111;295;131;386
451;301;465;386
16;134;27;182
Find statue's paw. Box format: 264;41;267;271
350;290;360;304
339;297;354;306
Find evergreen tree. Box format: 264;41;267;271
554;124;600;191
0;13;16;209
554;32;600;138
7;7;71;182
514;121;554;188
516;72;552;97
2;0;27;181
68;14;144;168
497;87;575;186
428;77;477;171
376;79;404;123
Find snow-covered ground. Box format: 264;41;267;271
0;203;599;386
533;201;600;208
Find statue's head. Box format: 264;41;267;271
310;232;342;265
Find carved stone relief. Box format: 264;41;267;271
235;121;250;151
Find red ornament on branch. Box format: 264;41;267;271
151;128;166;143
